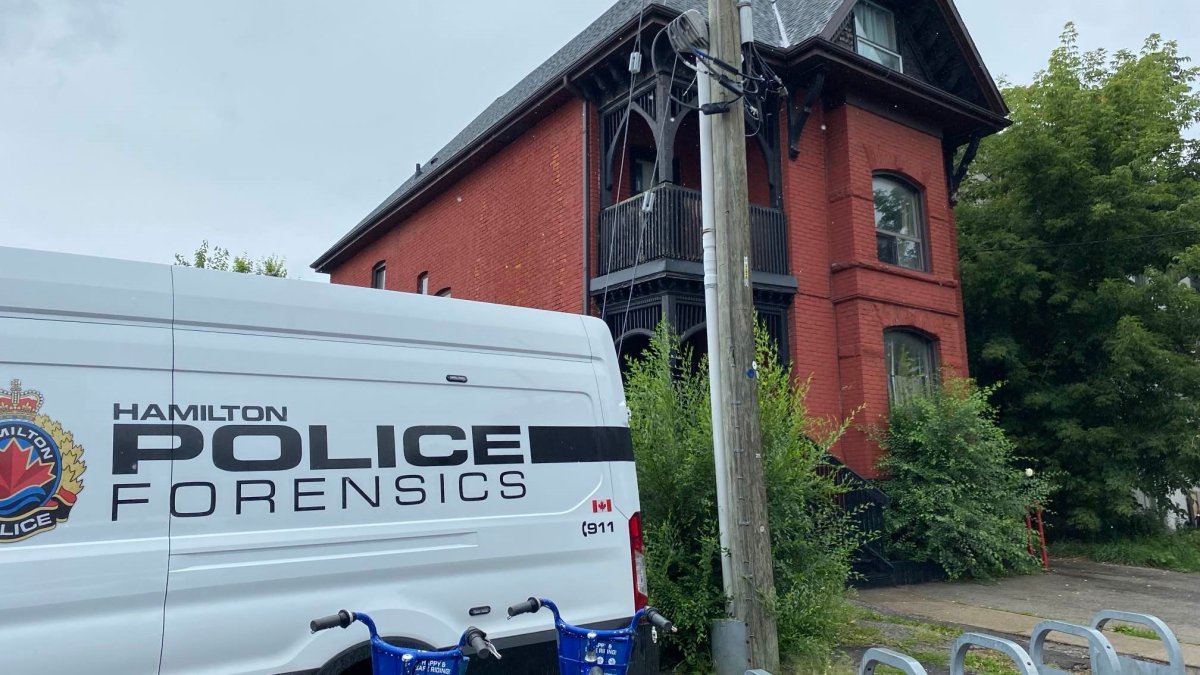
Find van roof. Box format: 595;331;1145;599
0;246;596;360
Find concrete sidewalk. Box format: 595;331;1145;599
856;558;1200;669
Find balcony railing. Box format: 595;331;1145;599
596;184;788;276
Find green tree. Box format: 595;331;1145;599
957;25;1200;535
174;240;287;277
624;322;861;669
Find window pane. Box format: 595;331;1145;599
874;177;926;271
885;331;936;405
371;265;386;290
873;178;917;236
877;233;898;265
854;3;897;50
897;239;924;270
856;40;902;71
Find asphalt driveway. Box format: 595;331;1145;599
856;557;1200;669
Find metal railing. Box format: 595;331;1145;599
596;184;788;276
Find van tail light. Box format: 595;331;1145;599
629;511;648;610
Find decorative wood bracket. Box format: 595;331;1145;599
787;69;825;160
946;133;981;205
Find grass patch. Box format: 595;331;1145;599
1109;624;1160;640
964;650;1021;675
1053;529;1200;573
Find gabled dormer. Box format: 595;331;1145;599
822;0;1006;118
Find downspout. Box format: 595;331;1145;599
582;97;591;315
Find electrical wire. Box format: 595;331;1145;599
606;8;788;355
599;0;650;327
615;25;681;357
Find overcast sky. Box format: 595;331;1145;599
2;1;1196;280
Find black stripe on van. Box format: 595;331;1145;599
528;426;634;463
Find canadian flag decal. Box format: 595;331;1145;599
592;498;612;513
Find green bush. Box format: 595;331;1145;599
624;322;862;669
876;379;1053;579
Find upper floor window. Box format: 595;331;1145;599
435;287;452;298
885;329;936;406
371;262;386;289
417;272;429;294
874;175;927;272
855;1;902;72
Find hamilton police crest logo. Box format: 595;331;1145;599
0;380;86;542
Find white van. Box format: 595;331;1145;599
0;247;653;674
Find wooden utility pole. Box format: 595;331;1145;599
707;0;780;669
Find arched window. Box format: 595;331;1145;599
873;175;927;272
371;261;386;289
884;329;936;405
435;287;452;298
417;272;429;294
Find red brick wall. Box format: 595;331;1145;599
327;92;970;479
330;101;586;314
818;102;967;477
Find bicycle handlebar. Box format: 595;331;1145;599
309;610;353;633
507;597;542;618
464;626;501;660
644;609;675;633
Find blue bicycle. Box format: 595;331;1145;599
506;597;674;675
309;610;500;675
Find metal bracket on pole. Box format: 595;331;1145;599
1029;620;1121;675
859;648;929;675
950;633;1038;675
1091;610;1185;675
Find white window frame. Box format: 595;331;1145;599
417;272;429;295
854;1;903;72
371;262;386;290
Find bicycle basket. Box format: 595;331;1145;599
556;626;636;675
368;635;466;675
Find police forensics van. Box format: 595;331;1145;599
0;247;651;674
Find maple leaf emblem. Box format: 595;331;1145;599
0;438;54;498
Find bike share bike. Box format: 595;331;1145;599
507;597;675;675
309;610;500;675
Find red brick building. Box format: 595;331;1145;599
314;0;1008;478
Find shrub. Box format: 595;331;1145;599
876;379;1053;579
624;322;862;669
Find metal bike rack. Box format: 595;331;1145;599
1091;610;1185;675
859;647;930;675
1030;620;1122;675
950;633;1038;675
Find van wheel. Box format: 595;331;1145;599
317;637;435;675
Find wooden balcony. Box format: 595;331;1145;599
596;184;789;276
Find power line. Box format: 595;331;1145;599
961;228;1200;256
615;26;685;357
599;0;650;327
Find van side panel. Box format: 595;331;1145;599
583;317;642;524
160;272;634;674
0;248;174;674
